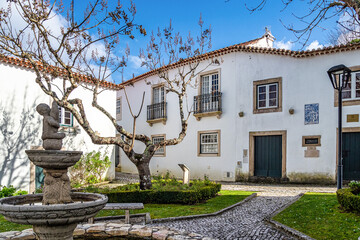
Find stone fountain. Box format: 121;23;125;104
0;102;108;240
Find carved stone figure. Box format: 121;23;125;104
43;169;73;205
36;102;65;150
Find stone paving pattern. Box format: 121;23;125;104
151;183;337;240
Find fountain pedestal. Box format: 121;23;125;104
0;102;108;240
33;223;77;240
0;150;108;240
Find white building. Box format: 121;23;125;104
0;56;117;192
116;32;360;183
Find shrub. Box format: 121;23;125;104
0;185;28;198
85;179;221;204
69;151;111;186
349;180;360;195
337;188;360;212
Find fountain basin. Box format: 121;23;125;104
25;150;83;169
0;192;107;225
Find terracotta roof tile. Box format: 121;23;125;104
0;55;119;90
119;41;360;87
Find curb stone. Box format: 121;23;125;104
152;192;257;223
264;193;315;240
0;223;215;240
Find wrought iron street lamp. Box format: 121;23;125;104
327;64;351;190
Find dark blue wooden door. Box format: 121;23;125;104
343;132;360;180
254;135;282;178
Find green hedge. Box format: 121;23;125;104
336;188;360;212
89;184;221;205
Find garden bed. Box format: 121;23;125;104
85;178;221;204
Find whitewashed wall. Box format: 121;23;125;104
0;62;116;191
117;49;360;183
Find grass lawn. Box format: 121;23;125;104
0;190;253;232
273;192;360;240
96;190;254;219
0;215;31;233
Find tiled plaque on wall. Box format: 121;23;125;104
304;103;319;125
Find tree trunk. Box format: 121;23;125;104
136;161;152;190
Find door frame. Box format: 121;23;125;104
336;127;360;180
249;130;287;178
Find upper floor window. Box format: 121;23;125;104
58;107;73;127
198;130;220;156
116;97;122;121
342;71;360;100
200;73;219;95
152;135;165;156
253;77;282;114
257;83;278;109
147;84;167;124
193;71;222;120
153;85;165;104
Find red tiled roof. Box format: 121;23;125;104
0;55;119;90
120;41;360;87
2;39;360;90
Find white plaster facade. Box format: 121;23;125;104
116;35;360;183
0;60;117;191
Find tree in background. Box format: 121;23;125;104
247;0;360;45
0;0;212;189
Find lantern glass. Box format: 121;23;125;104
327;64;351;90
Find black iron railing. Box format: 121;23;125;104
147;102;167;120
194;92;222;114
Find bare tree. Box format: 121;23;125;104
246;0;360;46
120;16;213;188
0;1;212;189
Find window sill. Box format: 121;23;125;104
59;126;81;134
198;153;220;157
193;111;222;121
334;99;360;107
253;107;282;114
146;118;167;127
153;154;166;157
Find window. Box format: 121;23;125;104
147;84;166;123
257;83;278;109
152;135;166;156
198;130;220;156
200;73;219;95
342;72;360;100
194;71;222;118
58;106;73;127
153;86;165;104
253;77;282;114
116;97;122;121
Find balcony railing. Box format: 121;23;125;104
194;92;222;114
147;102;167;121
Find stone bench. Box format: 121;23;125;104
88;203;144;224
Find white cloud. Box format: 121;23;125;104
128;55;144;69
274;40;294;50
306;40;324;50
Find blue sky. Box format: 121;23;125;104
5;0;340;83
109;0;339;82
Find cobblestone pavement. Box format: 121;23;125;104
150;183;337;240
114;174;337;239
